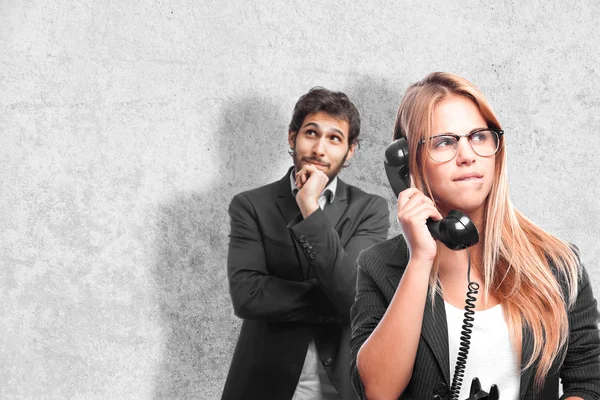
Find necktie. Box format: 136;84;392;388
321;189;333;210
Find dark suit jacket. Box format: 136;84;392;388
222;168;390;400
350;235;600;400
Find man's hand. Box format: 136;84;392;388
295;164;329;218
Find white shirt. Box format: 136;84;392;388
445;301;520;400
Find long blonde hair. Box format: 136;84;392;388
393;72;580;388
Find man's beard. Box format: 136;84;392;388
291;148;350;182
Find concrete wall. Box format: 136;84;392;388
1;1;599;398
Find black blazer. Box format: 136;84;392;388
222;168;390;400
350;235;600;400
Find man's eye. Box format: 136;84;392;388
330;136;341;142
306;130;317;136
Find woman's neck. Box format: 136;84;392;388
436;242;499;310
437;243;482;279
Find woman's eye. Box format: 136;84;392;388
471;132;487;142
432;137;454;148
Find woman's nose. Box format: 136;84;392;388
455;136;476;165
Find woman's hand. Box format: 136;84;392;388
397;188;443;263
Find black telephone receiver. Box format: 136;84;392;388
384;138;479;250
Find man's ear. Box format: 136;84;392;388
288;131;297;148
345;142;357;162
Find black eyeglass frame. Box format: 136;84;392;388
418;128;505;160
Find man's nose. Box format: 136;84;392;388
313;137;326;156
455;136;475;165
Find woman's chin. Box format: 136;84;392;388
446;201;486;218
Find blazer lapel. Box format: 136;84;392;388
324;179;348;230
385;240;451;387
421;288;451;387
276;169;301;225
275;169;310;278
276;195;302;226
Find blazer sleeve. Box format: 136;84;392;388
560;265;600;399
349;251;390;400
288;196;390;315
227;193;336;323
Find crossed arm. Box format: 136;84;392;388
227;192;389;323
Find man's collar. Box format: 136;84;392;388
289;168;337;202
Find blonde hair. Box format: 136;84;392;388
393;72;580;388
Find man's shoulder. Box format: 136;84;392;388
342;180;388;206
231;179;281;204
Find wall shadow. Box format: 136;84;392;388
151;78;403;398
152;96;288;399
345;76;403;238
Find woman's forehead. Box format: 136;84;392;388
432;95;486;135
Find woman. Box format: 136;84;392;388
349;72;600;400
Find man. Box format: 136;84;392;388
222;87;390;400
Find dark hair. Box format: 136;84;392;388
288;87;361;147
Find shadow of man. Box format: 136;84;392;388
152;96;288;399
346;75;403;238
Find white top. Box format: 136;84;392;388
445;301;520;400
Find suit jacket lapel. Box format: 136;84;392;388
276;195;301;226
275;169;309;278
421;287;451;387
276;169;301;225
324;179;348;230
385;240;451;387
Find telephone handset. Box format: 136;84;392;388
384;137;479;250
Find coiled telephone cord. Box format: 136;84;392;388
449;248;479;400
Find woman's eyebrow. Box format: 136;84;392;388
432;127;488;136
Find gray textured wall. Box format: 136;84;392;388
1;1;599;399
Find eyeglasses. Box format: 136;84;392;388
419;128;504;163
